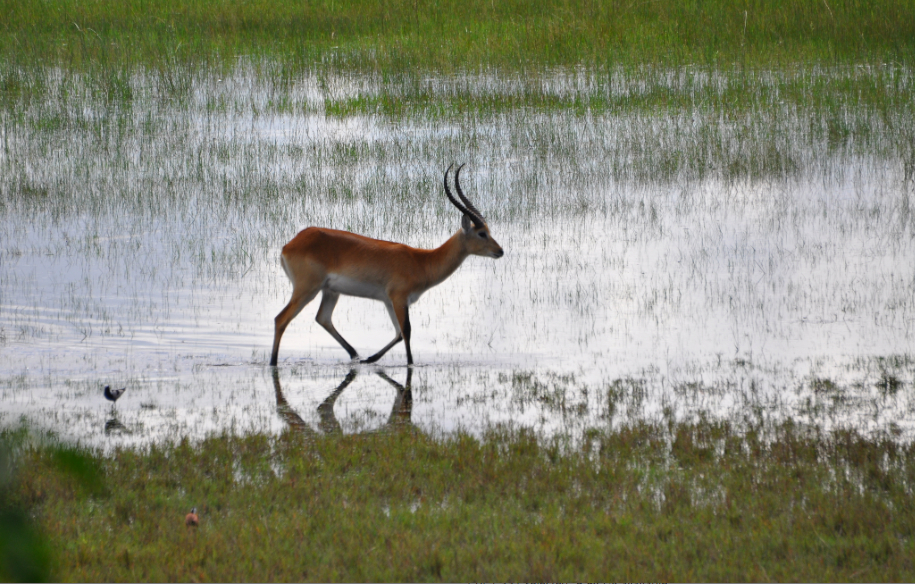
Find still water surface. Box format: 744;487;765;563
1;68;913;447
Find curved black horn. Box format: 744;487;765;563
444;164;483;227
454;164;486;226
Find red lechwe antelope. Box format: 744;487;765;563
269;164;504;367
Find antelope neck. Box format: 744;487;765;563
418;230;471;290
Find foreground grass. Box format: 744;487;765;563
1;0;913;72
6;420;915;581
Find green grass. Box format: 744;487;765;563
1;0;914;72
5;420;915;581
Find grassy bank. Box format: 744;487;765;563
5;420;915;581
1;0;913;72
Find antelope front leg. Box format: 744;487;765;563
361;300;411;365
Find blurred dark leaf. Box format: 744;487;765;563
1;435;106;582
0;508;52;583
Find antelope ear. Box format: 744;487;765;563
461;214;473;233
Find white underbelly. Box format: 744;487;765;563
325;273;387;301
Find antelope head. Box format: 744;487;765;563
444;164;504;259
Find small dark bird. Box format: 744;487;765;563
103;385;126;402
185;508;199;528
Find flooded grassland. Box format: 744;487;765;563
1;64;914;447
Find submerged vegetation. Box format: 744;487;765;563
5;421;915;581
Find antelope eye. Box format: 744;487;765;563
479;231;488;239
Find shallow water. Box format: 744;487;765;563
2;66;914;448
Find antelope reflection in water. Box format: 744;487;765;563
272;368;414;435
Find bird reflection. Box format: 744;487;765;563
272;367;414;435
104;417;129;435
